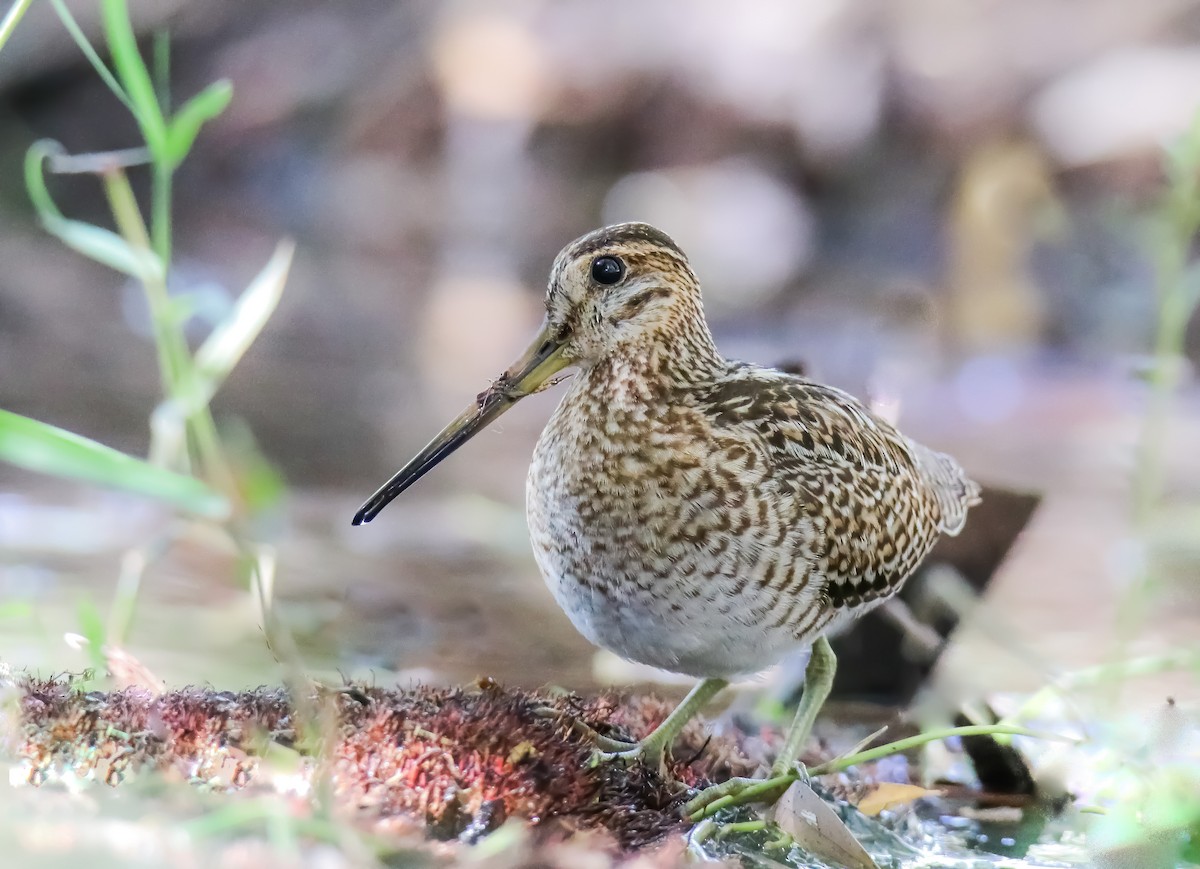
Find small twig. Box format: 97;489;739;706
682;734;713;767
47;146;152;174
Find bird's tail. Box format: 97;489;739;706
911;442;981;536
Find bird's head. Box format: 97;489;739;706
541;222;702;364
352;222;709;525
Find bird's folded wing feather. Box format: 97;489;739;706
698;366;980;613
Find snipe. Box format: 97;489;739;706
354;222;980;819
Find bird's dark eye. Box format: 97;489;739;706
591;256;625;285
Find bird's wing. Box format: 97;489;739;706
697;365;979;616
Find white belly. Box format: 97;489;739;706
535;550;811;678
526;451;822;678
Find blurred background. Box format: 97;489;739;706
0;0;1197;712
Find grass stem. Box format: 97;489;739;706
102;168;185;413
0;0;34;57
806;723;1067;777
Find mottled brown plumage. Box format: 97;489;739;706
525;226;979;681
354;222;980;815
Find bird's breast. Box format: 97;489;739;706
522;380;821;677
527;397;700;559
527;386;700;593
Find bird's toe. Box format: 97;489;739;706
591;740;669;777
683;774;795;822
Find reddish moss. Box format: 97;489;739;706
6;674;757;850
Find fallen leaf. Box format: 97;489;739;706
856;782;940;817
773;780;879;869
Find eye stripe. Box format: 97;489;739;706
619;286;670;316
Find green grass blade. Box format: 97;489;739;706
0;408;230;519
153;29;169;114
165;79;232;169
74;597;109;673
23;139;66;220
47;0;134;112
1184;260;1200;314
0;600;34;620
44;215;160;278
101;0;166;153
185;240;294;410
805;723;1073;777
0;0;36;58
25;141;163;280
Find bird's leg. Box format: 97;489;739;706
770;634;836;776
684;637;837;821
595;677;729;776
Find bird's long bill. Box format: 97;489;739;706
352;322;569;526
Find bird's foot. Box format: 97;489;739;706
534;677;729;783
591;738;670;778
685;779;798;860
530;705;652;768
683;767;803;822
590;733;641;754
531;704;639;753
